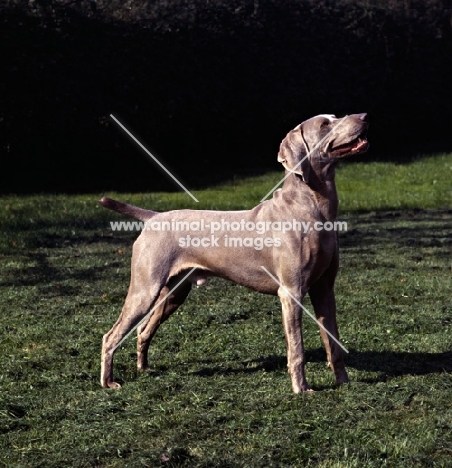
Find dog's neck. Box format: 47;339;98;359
307;157;339;220
312;179;339;221
283;163;339;221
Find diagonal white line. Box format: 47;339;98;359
112;267;198;352
110;114;199;203
260;116;348;202
260;266;349;353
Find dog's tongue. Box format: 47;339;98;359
352;138;367;151
334;137;367;155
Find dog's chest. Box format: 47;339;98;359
302;228;338;261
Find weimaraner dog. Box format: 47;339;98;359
99;113;369;393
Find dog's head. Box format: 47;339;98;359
277;113;369;183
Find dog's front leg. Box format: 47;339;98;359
278;287;312;393
309;278;350;386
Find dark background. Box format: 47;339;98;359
2;0;452;194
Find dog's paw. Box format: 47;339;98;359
300;387;315;393
335;373;351;386
294;388;314;394
328;363;350;385
292;383;314;393
106;381;122;389
337;378;351;386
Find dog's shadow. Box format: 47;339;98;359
190;348;452;385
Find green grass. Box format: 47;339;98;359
1;154;451;467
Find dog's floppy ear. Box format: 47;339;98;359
277;124;311;183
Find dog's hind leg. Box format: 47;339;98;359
100;252;169;388
137;275;192;371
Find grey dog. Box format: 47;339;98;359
99;113;369;393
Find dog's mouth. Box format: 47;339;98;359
331;134;369;157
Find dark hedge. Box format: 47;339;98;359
2;0;452;193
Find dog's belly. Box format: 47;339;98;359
181;246;281;295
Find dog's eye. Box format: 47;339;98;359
321;120;330;128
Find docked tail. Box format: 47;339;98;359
99;197;156;222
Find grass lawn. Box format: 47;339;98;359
0;154;451;467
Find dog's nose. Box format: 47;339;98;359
357;113;368;122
